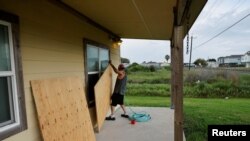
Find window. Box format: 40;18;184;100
84;40;109;107
0;11;27;140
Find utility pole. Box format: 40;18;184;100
188;36;193;70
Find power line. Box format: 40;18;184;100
205;0;244;37
194;12;250;50
202;0;222;23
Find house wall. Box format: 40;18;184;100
241;54;250;63
1;0;120;140
242;54;250;68
141;63;161;68
207;62;218;68
217;58;224;64
224;57;241;64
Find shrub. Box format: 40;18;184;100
199;70;217;82
240;74;250;86
127;78;170;84
164;66;171;71
184;82;213;98
228;71;239;86
149;65;156;72
184;80;250;98
127;63;151;72
216;70;228;79
126;83;170;97
184;71;200;85
126;67;249;98
184;69;239;85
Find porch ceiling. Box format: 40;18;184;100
61;0;207;40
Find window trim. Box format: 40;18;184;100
0;10;27;140
83;39;110;107
0;20;20;129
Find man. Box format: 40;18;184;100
106;61;129;120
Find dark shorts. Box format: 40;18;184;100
111;93;124;106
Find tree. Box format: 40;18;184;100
207;58;216;62
149;65;156;72
194;58;207;67
165;55;170;63
121;57;130;64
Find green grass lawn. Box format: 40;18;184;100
126;67;250;140
125;96;170;107
125;96;250;141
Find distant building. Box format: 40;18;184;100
184;63;196;68
241;51;250;68
207;62;218;68
224;55;242;64
218;57;224;65
206;59;218;68
160;62;170;67
218;55;243;67
141;61;161;68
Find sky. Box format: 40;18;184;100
120;0;250;64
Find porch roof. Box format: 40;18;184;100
57;0;207;40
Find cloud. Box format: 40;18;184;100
186;0;250;62
121;39;170;63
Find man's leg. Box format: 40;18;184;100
111;105;115;117
106;105;116;120
120;104;127;115
106;94;116;120
120;105;129;118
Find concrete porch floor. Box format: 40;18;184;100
95;107;185;141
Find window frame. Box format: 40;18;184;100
83;39;110;107
0;20;19;128
0;10;27;140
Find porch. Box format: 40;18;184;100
95;107;185;141
0;0;207;141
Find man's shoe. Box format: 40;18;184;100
121;114;129;118
105;116;116;120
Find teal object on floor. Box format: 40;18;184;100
128;107;151;122
129;112;151;122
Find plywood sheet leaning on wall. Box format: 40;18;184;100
94;65;112;132
31;77;96;141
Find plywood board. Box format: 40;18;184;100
94;65;112;132
31;77;96;141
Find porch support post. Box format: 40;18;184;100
170;41;175;109
173;26;184;141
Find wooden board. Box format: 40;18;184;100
94;65;112;132
31;77;96;141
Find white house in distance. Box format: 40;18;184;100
217;57;224;65
141;61;161;68
224;55;242;64
207;60;218;68
160;62;170;67
218;55;243;67
241;51;250;68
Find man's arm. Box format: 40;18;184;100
109;61;122;75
